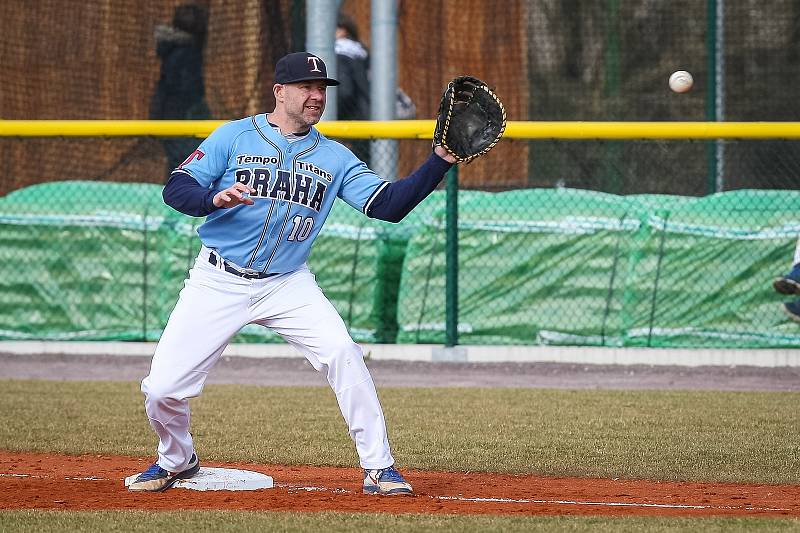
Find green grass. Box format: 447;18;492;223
1;380;798;532
1;511;799;533
0;380;797;484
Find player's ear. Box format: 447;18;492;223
273;83;284;103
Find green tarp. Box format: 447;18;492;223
0;182;190;341
0;181;414;343
2;182;799;348
397;188;800;347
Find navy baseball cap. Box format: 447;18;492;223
274;52;339;86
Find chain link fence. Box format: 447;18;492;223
2;1;800;347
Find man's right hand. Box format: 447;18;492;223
213;183;256;208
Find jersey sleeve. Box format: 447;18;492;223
178;122;236;187
337;149;389;214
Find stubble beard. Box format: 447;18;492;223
289;100;323;130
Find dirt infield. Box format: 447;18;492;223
2;354;798;518
1;451;799;518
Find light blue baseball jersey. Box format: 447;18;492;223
179;114;388;273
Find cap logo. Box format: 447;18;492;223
273;52;339;86
307;56;322;73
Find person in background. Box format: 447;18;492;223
334;13;372;164
335;14;370;122
334;13;417;166
149;3;211;174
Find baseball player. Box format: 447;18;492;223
128;52;457;495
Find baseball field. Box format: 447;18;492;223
0;353;798;531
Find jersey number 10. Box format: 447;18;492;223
287;215;314;241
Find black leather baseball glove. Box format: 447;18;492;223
433;76;507;164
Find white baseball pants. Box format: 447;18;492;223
141;246;395;472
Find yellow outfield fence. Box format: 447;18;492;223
3;120;800;140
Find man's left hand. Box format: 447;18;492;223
434;145;457;164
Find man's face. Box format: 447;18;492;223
277;80;327;128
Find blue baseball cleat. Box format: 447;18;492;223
783;300;800;323
363;465;413;496
128;453;200;492
773;264;800;295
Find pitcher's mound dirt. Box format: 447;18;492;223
1;451;798;517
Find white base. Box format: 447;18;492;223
124;467;273;491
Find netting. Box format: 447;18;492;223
2;173;799;347
4;1;800;194
397;186;800;348
3;1;800;348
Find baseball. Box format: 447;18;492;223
669;70;693;93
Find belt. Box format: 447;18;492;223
208;252;279;279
